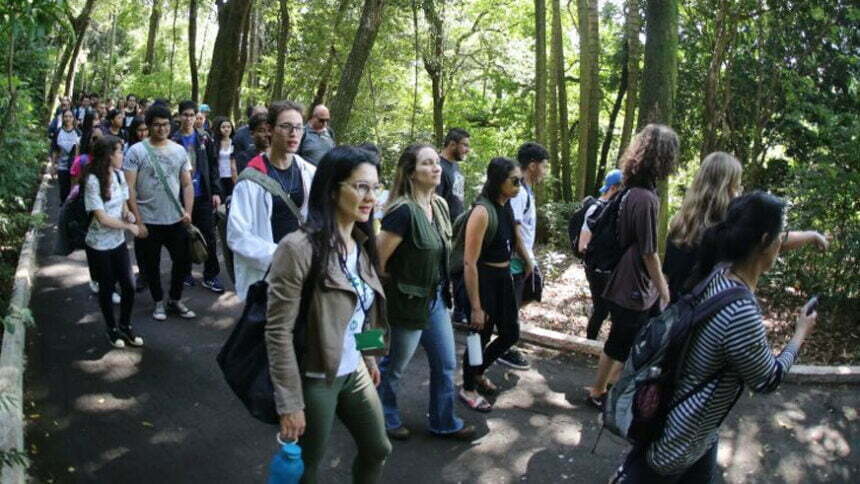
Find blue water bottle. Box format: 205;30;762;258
268;434;304;484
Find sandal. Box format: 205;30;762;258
585;392;606;411
475;375;498;396
459;389;492;413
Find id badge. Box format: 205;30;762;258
355;328;385;351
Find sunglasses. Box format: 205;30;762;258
509;176;523;187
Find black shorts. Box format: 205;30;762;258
604;302;651;362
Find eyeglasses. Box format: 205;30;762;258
276;123;305;134
150;121;171;129
509;176;523;186
341;181;384;198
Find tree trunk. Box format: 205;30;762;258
637;0;678;255
101;10;118;97
700;0;738;158
576;0;600;199
203;0;254;119
329;0;386;138
547;27;559;200
410;0;420;138
618;0;641;160
144;0;162;75
234;3;253;120
596;47;627;192
551;0;572;201
189;0;199;102
534;0;547;145
168;0;179;99
311;0;352;108
422;0;445;146
271;0;291;100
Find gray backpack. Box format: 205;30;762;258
600;264;754;446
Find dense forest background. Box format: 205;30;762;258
0;0;857;351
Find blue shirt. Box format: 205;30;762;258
180;132;203;198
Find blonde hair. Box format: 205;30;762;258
668;151;743;248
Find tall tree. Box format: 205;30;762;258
329;0;386;137
44;0;97;123
271;0;292;100
204;0;254;119
617;0;641;159
637;0;678;252
189;0;200;102
700;0;740;157
310;0;351;108
422;0;445;145
143;0;162;75
596;44;628;191
533;0;547;145
551;0;572;201
576;0;600;198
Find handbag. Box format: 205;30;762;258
521;266;543;304
142;140;209;264
217;258;317;425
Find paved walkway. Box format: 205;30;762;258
22;183;859;483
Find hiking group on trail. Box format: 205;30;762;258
49;92;829;483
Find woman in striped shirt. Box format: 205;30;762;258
613;191;820;483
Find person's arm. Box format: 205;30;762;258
464;206;488;330
205;139;222;209
265;238;311;440
578;204;599;253
123;170;148;238
227;181;278;270
781;230;829;252
643;252;670;310
376;230;403;278
514;224;534;276
179;168;194;224
230;156;238;184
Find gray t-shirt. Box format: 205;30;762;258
84;171;129;250
298;126;335;166
123;141;191;225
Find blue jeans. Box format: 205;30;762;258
377;290;464;434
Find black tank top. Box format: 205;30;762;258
480;201;514;264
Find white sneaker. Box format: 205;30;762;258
89;281;99;294
152;301;167;321
112;292;121;304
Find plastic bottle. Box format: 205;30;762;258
466;331;483;366
268;435;304;484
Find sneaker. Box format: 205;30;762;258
434;425;477;441
183;275;196;288
89;280;99;294
118;326;144;347
498;348;530;370
106;329;125;349
386;426;411;441
201;277;225;293
135;274;147;293
167;299;196;319
112;292;121;304
152;301;167;321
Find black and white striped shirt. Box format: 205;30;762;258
646;270;799;474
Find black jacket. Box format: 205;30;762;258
170;128;222;199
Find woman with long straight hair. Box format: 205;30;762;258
458;157;532;413
266;146;392;483
612;192;819;482
375;144;475;441
126;116;148;149
211;116;237;198
51;108;80;203
82;135;142;348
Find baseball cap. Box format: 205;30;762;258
199;104;211;113
599;169;623;193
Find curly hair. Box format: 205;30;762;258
620;124;679;188
668;152;743;248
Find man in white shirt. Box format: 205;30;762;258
499;142;549;370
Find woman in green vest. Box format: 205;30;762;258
376;144;476;441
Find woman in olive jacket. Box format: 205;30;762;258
266;146;391;483
375;144;476;441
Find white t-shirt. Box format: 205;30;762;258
56;129;80;170
306;246;375;378
218;144;233;178
581;203;600;234
509;181;536;260
84;171;129;251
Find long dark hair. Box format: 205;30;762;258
128;116;147;145
304;146;380;286
691;191;785;287
79;111;99;155
212;116;233;144
479;157;517;202
82;135;123;202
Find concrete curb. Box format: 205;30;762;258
515;324;860;384
0;171;50;483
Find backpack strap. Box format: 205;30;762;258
142;140;186;219
475;196;498;245
237;166;303;227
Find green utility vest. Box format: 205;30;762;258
384;196;452;329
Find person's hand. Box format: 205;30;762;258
180;210;192;226
368;365;381;387
470;308;487;331
279;411;306;442
796;299;819;338
524;259;535;278
124;211;136;224
212;195;221;210
136;223;149;239
126;223;140;238
809;231;829;250
658;285;671;311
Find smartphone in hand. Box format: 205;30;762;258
805;295;819;316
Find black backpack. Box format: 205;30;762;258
568;196;606;259
216;253;317;425
583;188;630;272
54;192;93;256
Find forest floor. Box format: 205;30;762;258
525;249;860;366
